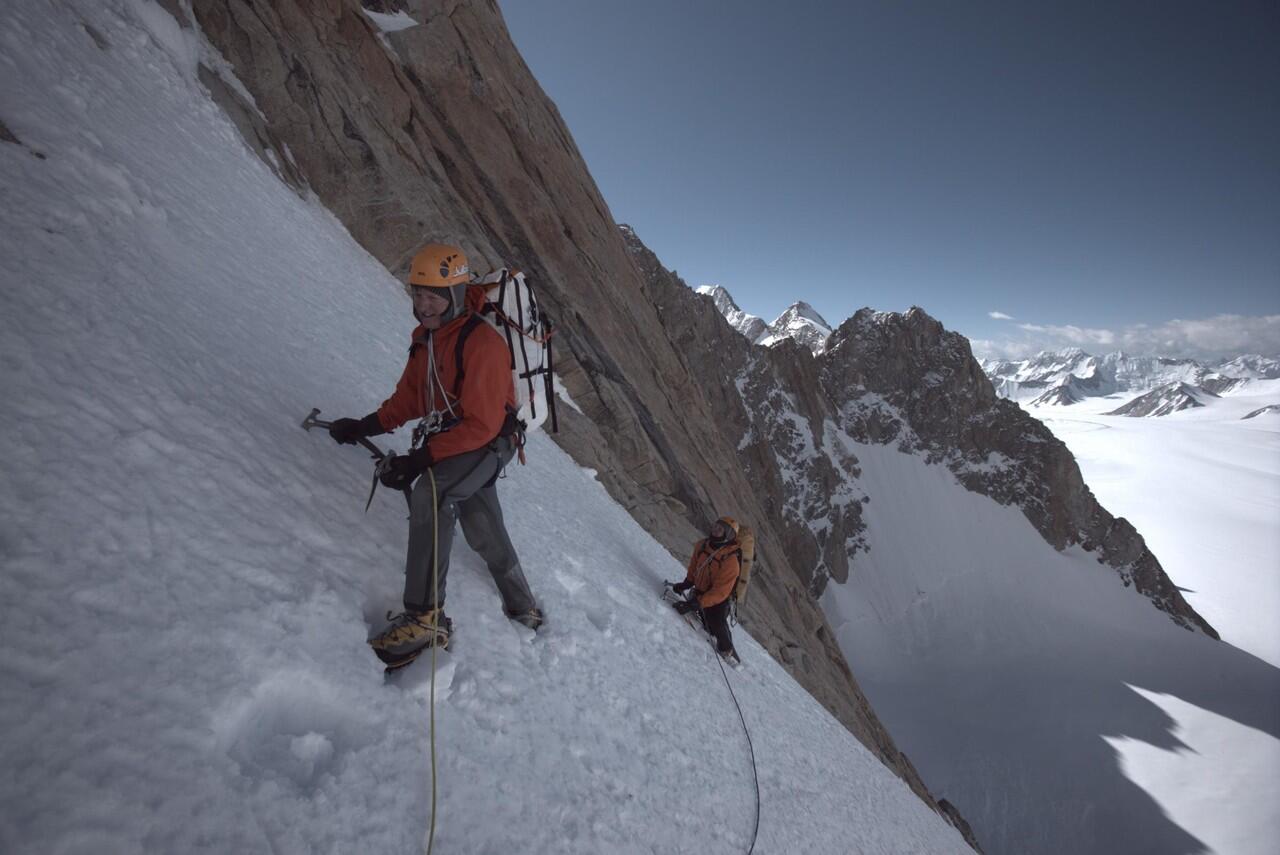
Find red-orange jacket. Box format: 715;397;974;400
376;287;516;463
684;538;741;608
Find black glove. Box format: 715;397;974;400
671;580;693;594
379;447;432;491
673;599;699;616
329;412;385;445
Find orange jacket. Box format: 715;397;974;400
376;287;516;463
684;538;741;608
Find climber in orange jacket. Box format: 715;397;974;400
327;243;542;666
671;516;742;663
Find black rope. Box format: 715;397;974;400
715;650;760;855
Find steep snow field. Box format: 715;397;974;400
822;416;1280;853
0;2;970;853
1033;386;1280;668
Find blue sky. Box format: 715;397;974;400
499;1;1279;358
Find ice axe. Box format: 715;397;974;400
301;407;411;512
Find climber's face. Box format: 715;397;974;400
411;286;451;330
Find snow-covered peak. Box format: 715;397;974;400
758;301;833;355
697;287;834;355
695;284;769;342
1215;354;1280;380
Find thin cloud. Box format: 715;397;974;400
971;314;1280;361
988;311;1015;320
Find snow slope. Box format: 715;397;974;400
822;441;1280;855
1033;384;1280;669
0;2;969;852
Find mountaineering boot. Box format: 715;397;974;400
506;605;544;631
369;608;451;663
718;646;743;669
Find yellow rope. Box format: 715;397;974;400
426;468;440;855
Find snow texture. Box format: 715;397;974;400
0;2;969;853
1034;386;1280;669
823;437;1280;855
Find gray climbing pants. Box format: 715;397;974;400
403;436;535;615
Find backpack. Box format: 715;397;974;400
468;268;558;433
733;524;756;603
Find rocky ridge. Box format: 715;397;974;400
699;285;1216;636
1106;382;1214;417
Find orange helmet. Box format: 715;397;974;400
407;243;471;288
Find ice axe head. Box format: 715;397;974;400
301;407;332;431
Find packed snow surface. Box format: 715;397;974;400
823;441;1280;855
1033;387;1280;670
0;2;970;853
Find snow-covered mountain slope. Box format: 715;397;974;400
0;2;972;852
1032;384;1280;669
758;301;833;354
696;284;769;342
822;439;1280;855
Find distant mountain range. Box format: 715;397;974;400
980;348;1280;413
696;285;1279;419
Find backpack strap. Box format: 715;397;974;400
451;313;485;401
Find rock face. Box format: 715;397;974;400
820;310;1216;636
187;0;971;839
